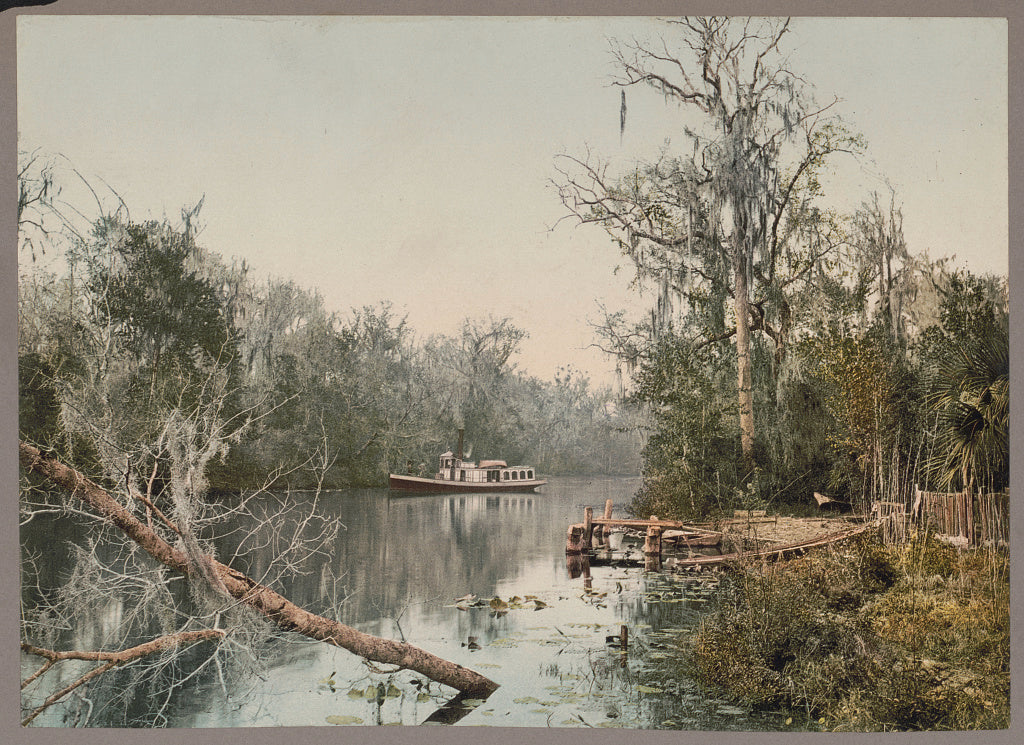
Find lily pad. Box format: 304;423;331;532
716;705;746;716
636;685;663;694
326;715;364;725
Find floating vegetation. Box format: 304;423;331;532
326;715;365;725
635;685;663;694
452;593;552;613
307;560;783;729
716;705;747;716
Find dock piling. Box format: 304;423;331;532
566;524;585;554
583;506;594;551
644;515;662;556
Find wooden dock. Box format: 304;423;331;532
566;501;872;571
565;500;724;556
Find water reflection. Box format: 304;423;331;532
21;477;801;730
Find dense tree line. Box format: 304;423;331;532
554;18;1008;519
17;150;647;724
17;159;643;498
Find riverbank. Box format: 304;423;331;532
682;530;1010;731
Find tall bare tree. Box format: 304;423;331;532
555;17;862;465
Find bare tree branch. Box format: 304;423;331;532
20;629;225;725
19;441;499;697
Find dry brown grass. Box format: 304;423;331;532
685;530;1009;731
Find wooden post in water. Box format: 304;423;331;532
566;525;585;554
583;506;594;551
566;552;588;579
596;500;613;548
644;516;662;556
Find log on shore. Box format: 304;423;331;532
673;524;873;568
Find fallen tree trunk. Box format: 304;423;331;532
19;441;499;696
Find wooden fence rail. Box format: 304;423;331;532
913;488;1009;547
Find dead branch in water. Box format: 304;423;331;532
20;630;226;725
18;441;499;701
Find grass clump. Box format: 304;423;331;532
685;531;1009;731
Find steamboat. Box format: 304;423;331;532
388;430;546;493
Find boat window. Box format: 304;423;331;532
502;472;509;480
460;470;466;481
527;470;534;479
511;471;518;480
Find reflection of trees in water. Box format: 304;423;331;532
174;489;552;633
21;479;643;726
327;493;548;627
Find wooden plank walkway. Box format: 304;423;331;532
671;522;872;568
566;501;873;569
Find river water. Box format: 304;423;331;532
21;476;799;730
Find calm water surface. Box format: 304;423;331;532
23;476;801;730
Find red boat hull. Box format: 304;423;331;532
388;474;547;493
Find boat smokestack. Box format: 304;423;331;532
457;429;464;461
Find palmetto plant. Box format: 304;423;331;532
926;321;1008;493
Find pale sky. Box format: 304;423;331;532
16;16;1008;387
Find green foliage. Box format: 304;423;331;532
687;536;1010;730
18;353;62;449
800;325;920;503
917;272;1008;492
18;166;641;491
86;215;236;373
628;336;742;518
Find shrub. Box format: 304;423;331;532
684;535;1009;731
